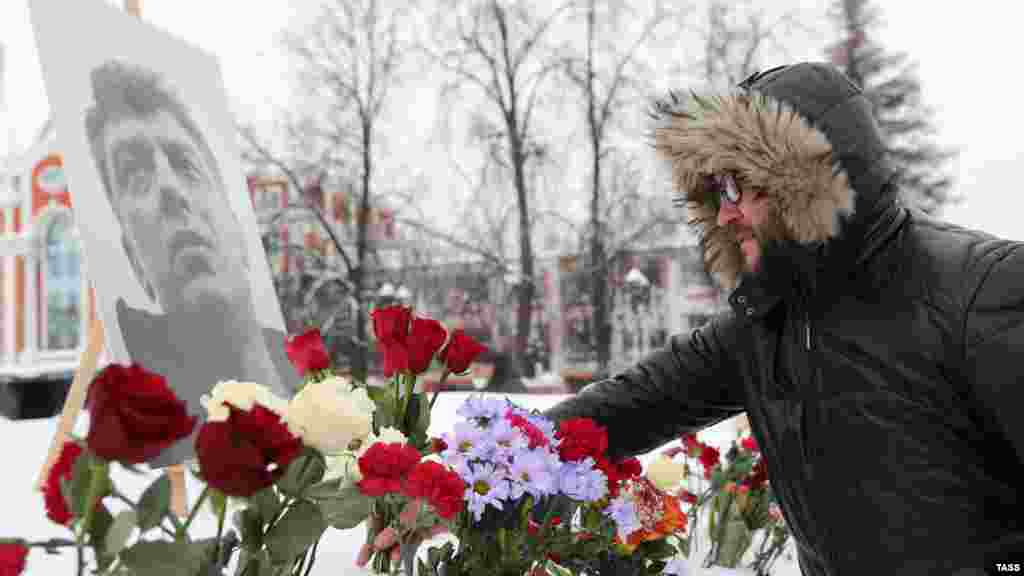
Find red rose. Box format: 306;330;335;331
698;444;720;472
356;442;422;497
285;329;331;375
196;404;302;497
43;441;84;525
85;364;196;464
741;436;759;453
616;457;643;479
680;490;698;504
0;542;28;576
403;461;466;519
407;317;448;374
556;418;609;463
372;306;414;376
505;412;548;449
438;329;487;375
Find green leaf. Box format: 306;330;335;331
233;508;263;549
415;392;431;440
248;487;282;525
264;500;327;564
68;452;95;519
719;519;753;568
641;538;676;560
366;386;397;431
119;539;213;576
87;503;115;570
315;483;373;530
136;474;172;531
277;449;326;497
305;478;343;499
104;509;137;556
235;549;273;576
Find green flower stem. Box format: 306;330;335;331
302;536;320;576
429;370;450;412
213;492;227;570
74;522;86;576
179;485;210;540
402;373;417;432
81;460;109;535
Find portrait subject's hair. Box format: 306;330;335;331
85;60;224;203
83;60;248;303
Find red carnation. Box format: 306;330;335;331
403;461;466;519
556;418;609;463
743;458;770;490
196;404;302;497
0;542;28;576
285;329;331;376
438;329;487;375
682;434;701;457
357;442;422;497
506;412;549;449
42;441;84;525
85;364;196;464
741;436;759;453
698;444;720;473
616;457;643;479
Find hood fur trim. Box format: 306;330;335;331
654;91;856;290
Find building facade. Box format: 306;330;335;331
0;120;92;384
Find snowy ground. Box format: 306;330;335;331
3;391;799;575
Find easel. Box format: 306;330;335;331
35;0;188;519
36;320;189;518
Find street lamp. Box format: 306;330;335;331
624;267;650;362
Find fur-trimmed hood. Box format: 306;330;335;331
653;63;898;292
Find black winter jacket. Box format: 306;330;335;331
542;63;1023;576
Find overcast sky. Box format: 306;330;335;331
2;1;1023;240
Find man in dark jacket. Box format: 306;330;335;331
542;62;1023;575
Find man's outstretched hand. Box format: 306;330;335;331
355;498;449;567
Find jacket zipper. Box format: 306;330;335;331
805;316;812;350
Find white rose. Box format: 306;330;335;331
286;377;377;454
201;380;287;422
324;427;411;485
646;454;688;491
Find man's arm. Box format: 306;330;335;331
542;312;746;461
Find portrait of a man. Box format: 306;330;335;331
83;60;300;465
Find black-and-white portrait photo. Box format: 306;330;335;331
31;0;298;465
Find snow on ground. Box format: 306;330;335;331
2;391;799;575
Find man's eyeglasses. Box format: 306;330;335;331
707;173;742;209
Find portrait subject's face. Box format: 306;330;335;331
103;110;246;315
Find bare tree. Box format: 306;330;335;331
242;0;413;380
557;0;671;376
828;0;957;214
425;0;572;374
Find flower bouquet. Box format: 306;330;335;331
0;301;489;576
657;433;791;575
389;397;696;576
0;361;384;576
